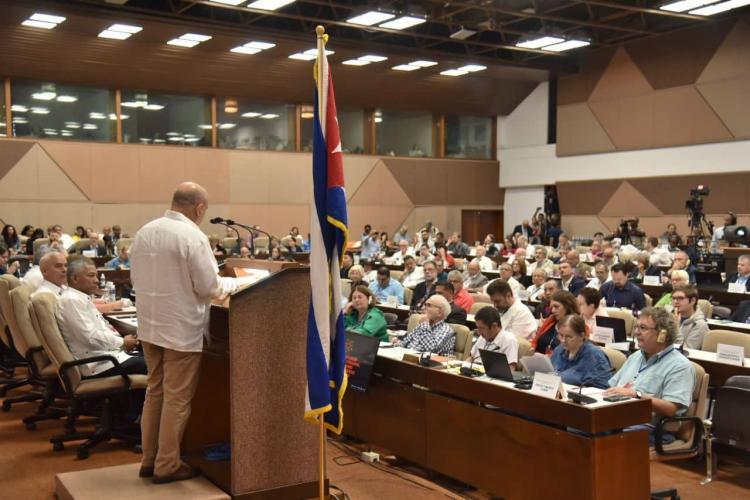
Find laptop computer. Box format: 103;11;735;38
695;271;723;287
478;349;531;383
594;315;627;342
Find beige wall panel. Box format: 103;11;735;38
199;204;231;235
557;180;622;215
0;202;41;229
589;48;653;103
557;48;617;105
228;203;309;238
697;20;750;84
90;144;141;203
138;147;188;202
560;215;610;237
184;148;231;204
38;140;93;196
38;202;92;233
589;94;654;150
556;103;616;156
36;146;88;201
413;206;450;236
651;86;732;147
697;77;750;139
342;156;379;200
348;163;412;207
348;205;414;238
0;146;39;200
92;203;150;236
0;140;34;182
228;151;312;204
599;181;662;218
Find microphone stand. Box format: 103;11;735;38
227;220;277;258
210;219;242;256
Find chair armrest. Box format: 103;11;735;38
59;355;131;391
654;415;704;455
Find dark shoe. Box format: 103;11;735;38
138;465;154;478
152;464;199;484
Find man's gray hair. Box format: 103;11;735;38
67;256;95;281
447;270;462;282
638;307;679;346
38;247;63;267
427;294;451;318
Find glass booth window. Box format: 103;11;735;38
10;80;115;141
445;115;493;159
121;90;210;146
300;106;365;154
217;99;294;151
375;109;433;157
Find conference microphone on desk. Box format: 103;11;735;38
568;368;615;405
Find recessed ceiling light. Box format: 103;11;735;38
210;0;246;5
374;117;383;123
120;102;140;108
31;92;56;101
181;33;212;42
31;13;66;24
343;59;370;66
245;41;276;50
231;46;261;54
515;36;565;49
167;38;200;48
89;112;107;119
450;27;477;40
346;11;395;26
11;105;28;113
440;69;469;76
304;48;334;56
409;60;437;67
22;20;58;29
99;30;132;40
82;124;98;130
359;55;387;62
458;64;487;72
661;0;716;12
185;137;201;142
44;129;58;136
247;0;295;11
289;53;317;61
61;131;73;136
109;24;142;33
219;123;237;129
144;104;165;111
379;16;426;30
199;124;213;129
168;136;185;141
690;0;750;15
12;117;29;124
301;111;314;119
542;40;590;52
56;95;78;102
260;114;279;119
31;107;50;114
166;132;181;136
242;112;262;118
65;122;81;129
154;139;166;143
392;64;419;71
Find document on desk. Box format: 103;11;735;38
233;268;271;288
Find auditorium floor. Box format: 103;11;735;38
1;384;748;499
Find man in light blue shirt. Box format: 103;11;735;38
605;307;695;442
369;266;404;305
361;230;381;260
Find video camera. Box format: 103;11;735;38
686;185;709;214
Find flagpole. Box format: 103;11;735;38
314;26;327;500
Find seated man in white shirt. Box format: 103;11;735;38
468;306;519;370
31;249;68;298
490;263;521;297
57;257;144;378
472;245;494;271
487;278;537;340
644;236;671;267
388;239;414;265
399;255;425;289
586;262;610;290
526;268;547;301
462;260;488;292
527;246;553;276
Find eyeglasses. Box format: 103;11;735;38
671;295;687;301
634;324;657;332
424;302;439;308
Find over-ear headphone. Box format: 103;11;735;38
657;329;667;344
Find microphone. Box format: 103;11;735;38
567;377;598;405
210;217;242;255
227;220;275;242
209;217;225;224
460;353;480;377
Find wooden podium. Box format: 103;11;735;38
182;258;324;499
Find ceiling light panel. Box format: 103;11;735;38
180;33;212;42
359;55;387;62
245;41;275;50
440;69;468;76
515;36;564;49
379;16;426;30
289;52;316;60
409;60;437;67
210;0;247;5
459;64;487;72
347;11;395;26
247;0;295;11
343;59;370;66
167;38;200;47
99;30;131;40
660;0;717;12
231;46;261;54
542;40;590;52
22;13;66;29
392;64;419;71
690;0;750;14
304;48;334;56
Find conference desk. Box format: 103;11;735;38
376;303;477;329
343;347;651;500
639;283;748;310
685;348;750;387
707;318;750;334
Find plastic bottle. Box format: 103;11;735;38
99;273;106;289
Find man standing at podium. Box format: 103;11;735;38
131;182;239;484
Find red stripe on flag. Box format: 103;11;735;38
325;70;344;189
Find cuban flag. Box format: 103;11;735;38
305;30;348;433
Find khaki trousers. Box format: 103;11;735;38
140;341;202;476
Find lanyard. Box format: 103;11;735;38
636;347;674;378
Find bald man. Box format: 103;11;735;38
30;250;68;298
131;182;239;484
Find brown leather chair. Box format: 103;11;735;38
30;293;146;459
0;276;33;402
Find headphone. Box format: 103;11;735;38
656;329;667;344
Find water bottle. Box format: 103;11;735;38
99;273;106;290
106;282;116;303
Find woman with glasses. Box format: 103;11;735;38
551;315;612;389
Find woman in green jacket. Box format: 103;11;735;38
344;285;389;342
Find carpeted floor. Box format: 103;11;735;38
1;381;748;499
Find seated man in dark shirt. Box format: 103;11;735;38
599;263;645;311
434;281;467;326
411;260;438;309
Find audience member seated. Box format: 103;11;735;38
483;234;499;257
360;229;381;260
412;261;438;309
672;285;708;350
661;223;683;247
388;240;414;265
494;262;521;297
559;261;586;296
586;262;610;290
25;228;45;255
507;246;528;266
500;237;515;257
531;290;579;355
392;225;410;245
669;251;696;284
462;260;488;293
547;217;562;247
551;314;612;389
415;230;435;253
447;232;470;258
469;306;519;368
472;245;494;271
416;244;434;266
56;257;146;377
599;263;645;311
731;299;750;323
566;250;592;279
434;281;467;326
1;224;20;253
79;232;108;257
654;270;689;307
712;212;736;242
511;258;531;288
399;256;424;289
645;236;671;267
589;240;603;258
725;254;750;292
369;266;405;305
361;259;377;283
343;285;388;342
396;294;455;355
487;279;537;340
576;287;608;333
348;265;368;288
604;307;695;443
0;244;19;276
209;235;228;260
447;270;473;313
526;268;547;301
282;226;304;252
535;278;560;318
105;245;131;270
31;250;68;298
600;247;617;269
340;252;353;279
512;219;533;240
527;246;554;277
433;257;449;282
557;233;572;253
